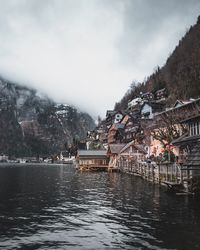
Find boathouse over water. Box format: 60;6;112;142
77;150;108;171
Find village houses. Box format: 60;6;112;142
83;91;200;193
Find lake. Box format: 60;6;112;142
0;164;200;250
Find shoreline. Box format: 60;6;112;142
0;162;72;167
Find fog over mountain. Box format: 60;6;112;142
0;0;199;117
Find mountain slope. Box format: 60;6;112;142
151;15;200;103
115;16;200;110
0;77;95;157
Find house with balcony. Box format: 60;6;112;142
140;101;165;119
108;123;125;144
105;110;124;128
119;140;146;162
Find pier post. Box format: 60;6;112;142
166;164;169;181
186;168;190;192
171;163;173;182
175;163;178;183
152;164;154;182
158;163;160;183
180;168;183;184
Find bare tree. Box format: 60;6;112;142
151;110;188;147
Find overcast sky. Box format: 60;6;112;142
0;0;199;118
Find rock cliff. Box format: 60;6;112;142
0;77;95;157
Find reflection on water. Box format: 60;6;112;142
0;164;200;250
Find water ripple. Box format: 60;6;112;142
0;165;200;249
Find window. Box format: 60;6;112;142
194;123;196;135
190;121;200;136
199;122;200;135
196;122;199;135
190;123;195;136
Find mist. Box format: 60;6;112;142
0;0;199;117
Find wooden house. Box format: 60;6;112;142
119;114;135;143
147;98;200;158
182;141;200;175
155;88;167;100
107;123;125;144
172;113;200;163
105;110;123;127
172;111;200;193
77;150;108;171
123;117;140;143
107;144;126;170
178;135;200;193
119;141;146;161
141;92;154;101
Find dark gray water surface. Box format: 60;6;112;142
0;164;200;250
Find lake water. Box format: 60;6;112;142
0;164;200;250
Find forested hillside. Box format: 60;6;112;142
115;16;200;110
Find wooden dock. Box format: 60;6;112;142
116;158;193;193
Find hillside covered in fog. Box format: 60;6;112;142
0;77;95;157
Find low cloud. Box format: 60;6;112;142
0;0;199;117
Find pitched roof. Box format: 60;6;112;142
108;144;126;154
156;98;200;117
155;88;166;94
141;92;153;97
172;134;200;146
181;114;200;123
173;100;192;108
78;150;107;157
106;110;125;118
106;110;116;117
120;141;146;154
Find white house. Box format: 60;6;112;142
141;103;153;119
128;97;142;109
114;112;123;123
140;102;165;119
